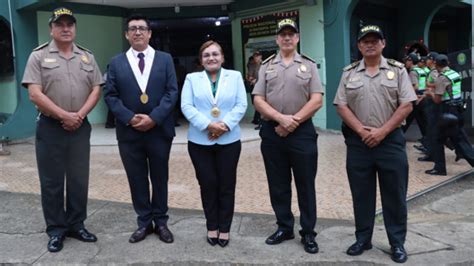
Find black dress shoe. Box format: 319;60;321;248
455;154;464;162
155;225;174;243
207;236;218;246
391;246;408;263
301;234;319;254
418;156;433;162
47;235;65;252
254;125;262;130
129;226;153;243
67;228;97;242
413;144;427;153
217;238;229;247
425;168;447;176
346;241;372;256
265;230;295;245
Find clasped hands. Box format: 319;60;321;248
275;114;301;138
129;114;156;132
359;126;388;148
207;122;229;140
61;112;84;131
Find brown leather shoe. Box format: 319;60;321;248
129;226;153;243
155;225;174;243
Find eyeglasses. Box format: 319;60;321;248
127;26;149;33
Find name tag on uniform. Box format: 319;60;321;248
44;58;56;63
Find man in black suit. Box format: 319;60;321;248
104;14;178;244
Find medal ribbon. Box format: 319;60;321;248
206;69;222;107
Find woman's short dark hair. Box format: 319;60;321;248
125;14;150;29
198;40;224;64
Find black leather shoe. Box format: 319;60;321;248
217;238;229;247
254;125;262;130
425;168;447;176
129;226;153;243
301;234;319;254
155;225;174;243
455;154;464;162
265;230;295;245
413;144;427;153
207;236;218;246
346;241;372;256
418;156;433;162
67;228;97;242
47;235;65;252
391;246;408;263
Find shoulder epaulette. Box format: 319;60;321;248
387;59;404;69
343;61;360;71
262;54;276;65
301;54;315;63
33;42;49;51
76;43;92;54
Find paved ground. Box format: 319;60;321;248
1;120;473;264
0;121;472;220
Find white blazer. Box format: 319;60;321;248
181;68;248;145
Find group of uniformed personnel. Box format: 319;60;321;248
403;49;474;175
21;5;471;264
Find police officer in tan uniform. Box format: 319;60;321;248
253;18;323;254
22;7;103;252
333;25;416;263
424;54;474;175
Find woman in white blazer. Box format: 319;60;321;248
181;41;247;247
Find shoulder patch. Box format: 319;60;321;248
33;42;49;51
76;43;92;54
301;54;315;63
262;54;276;65
343;61;360;71
387;59;404;69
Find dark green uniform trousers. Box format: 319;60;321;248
342;125;408;247
260;120;318;237
36;115;91;237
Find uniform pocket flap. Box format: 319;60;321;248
346;81;363;89
381;79;398;88
40;62;60;69
80;63;94;72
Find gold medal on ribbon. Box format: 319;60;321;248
211;106;220;117
387;71;395;80
140;93;149;104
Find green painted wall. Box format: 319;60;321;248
231;2;327;128
37;11;124;124
0;77;17;115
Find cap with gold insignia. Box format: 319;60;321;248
49;7;76;24
276;18;299;34
357;25;384;41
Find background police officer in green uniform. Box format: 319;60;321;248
403;53;428;150
253;18;324;254
333;25;416;263
22;7;103;252
424;54;474;175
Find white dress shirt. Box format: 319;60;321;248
126;45;155;93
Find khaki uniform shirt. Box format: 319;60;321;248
22;41;103;112
408;67;419;87
434;67;451;96
427;68;439;85
333;57;417;128
252;52;323;115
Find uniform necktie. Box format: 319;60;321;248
138;52;145;74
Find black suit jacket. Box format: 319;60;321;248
104;50;178;141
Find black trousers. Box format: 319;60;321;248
423;98;436;154
118;136;172;228
432;104;474;171
342;125;408;247
260;120;318;237
402;100;427;137
36;115;91;237
188;141;241;233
